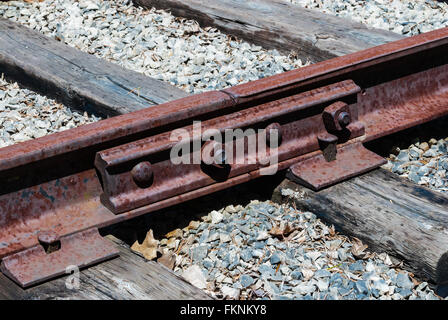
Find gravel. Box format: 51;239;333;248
156;200;442;300
285;0;448;36
0;0;304;146
0;75;101;148
0;0;305;94
383;137;448;193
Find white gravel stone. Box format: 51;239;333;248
0;75;101;148
159;199;442;300
385;137;448;193
0;0;305;95
221;285;241;299
182;265;208;289
284;0;448;36
256;230;269;241
209;210;223;224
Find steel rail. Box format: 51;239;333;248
0;27;447;287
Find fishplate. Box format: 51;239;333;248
94;79;373;214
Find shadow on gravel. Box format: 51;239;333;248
365;115;448;157
101;173;285;246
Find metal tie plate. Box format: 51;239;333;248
0;228;119;288
287;142;387;190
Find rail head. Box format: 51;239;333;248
0;27;446;172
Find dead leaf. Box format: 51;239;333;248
275;263;281;274
269;221;296;239
186;220;200;230
176;239;186;254
408;273;421;286
329;225;336;237
131;229;159;260
351;237;368;258
206;280;216;292
286;229;299;241
157;252;176;270
165;228;183;239
166;237;179;250
363;252;376;260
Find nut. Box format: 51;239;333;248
337;112;351;128
322;101;351;132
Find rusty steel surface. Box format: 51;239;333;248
95;80;361;214
287;142;387;190
0;27;446;172
0;228;119;287
359;63;448;142
0;27;447;287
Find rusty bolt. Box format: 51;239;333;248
265;122;282;147
338;112;351;127
317;132;338;162
322;101;351;133
214;147;227;165
201;140;227;168
131;161;153;187
38;230;61;254
38;230;59;244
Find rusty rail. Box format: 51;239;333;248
0;27;447;287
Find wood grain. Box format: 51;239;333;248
0;18;188;117
273;168;448;286
0;236;212;300
135;0;404;62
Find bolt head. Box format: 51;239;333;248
201;140;228;168
38;230;60;245
338;112;351;127
131;161;153;187
322;101;351;132
214;147;227;165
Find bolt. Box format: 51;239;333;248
214;146;227;165
265;122;282;147
317;132;338;162
38;230;59;244
322;101;351;132
38;230;61;254
338;112;351;127
201;141;231;181
201;140;228;168
131;161;153;187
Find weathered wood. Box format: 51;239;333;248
0;235;212;300
135;0;404;63
0;18;188;117
0;17;207;301
273;168;448;287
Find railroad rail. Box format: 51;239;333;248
0;27;447;288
